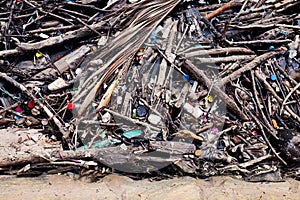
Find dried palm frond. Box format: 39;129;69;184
74;0;182;119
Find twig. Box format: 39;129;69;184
18;21;105;50
225;39;291;45
49;160;97;168
222;154;273;171
194;55;255;63
205;125;237;147
221;47;287;85
28;25;81;34
0;49;20;57
199;15;222;38
280;82;300;115
0;102;19;114
182;47;255;58
63;1;111;12
4;0;16;50
62;11;101;36
0;72;69;138
247;110;287;166
251;71;278;138
206;0;242;20
38;8;74;25
57;7;91;19
231;0;249;21
255;70;300;123
184;59;248;120
255;0;266;8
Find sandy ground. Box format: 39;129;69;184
0;174;299;200
0;129;299;199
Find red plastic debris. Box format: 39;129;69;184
252;130;258;136
67;102;75;110
27;100;35;109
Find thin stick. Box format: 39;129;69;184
280;82;300;115
255;0;266;8
221;47;287;85
247;111;287;166
0;72;69;138
28;25;80;34
251;71;278;138
206;0;242;20
231;0;249;21
255;71;300;123
19;21;105;50
194;55;255;63
175;24;188;53
182;47;255;58
184;60;248;120
62;12;101;36
225;39;291;45
4;0;16;50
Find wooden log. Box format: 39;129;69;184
0;128;61;167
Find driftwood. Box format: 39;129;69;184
0;0;299;179
0;128;60;167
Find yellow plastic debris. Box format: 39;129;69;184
35;52;43;58
272;119;278;129
207;95;213;103
195;150;201;157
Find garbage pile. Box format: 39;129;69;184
0;0;299;181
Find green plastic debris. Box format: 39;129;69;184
123;130;143;139
78;138;121;149
92;138;121;148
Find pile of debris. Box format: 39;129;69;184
0;0;299;181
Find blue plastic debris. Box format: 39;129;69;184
149;26;162;43
217;140;225;150
278;56;286;69
270;74;277;81
136;105;147;117
186;18;192;24
279;29;289;36
269;45;275;51
183;74;190;81
14;115;20;120
123;130;143;139
149;35;157;42
194;44;202;47
280;74;285;79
